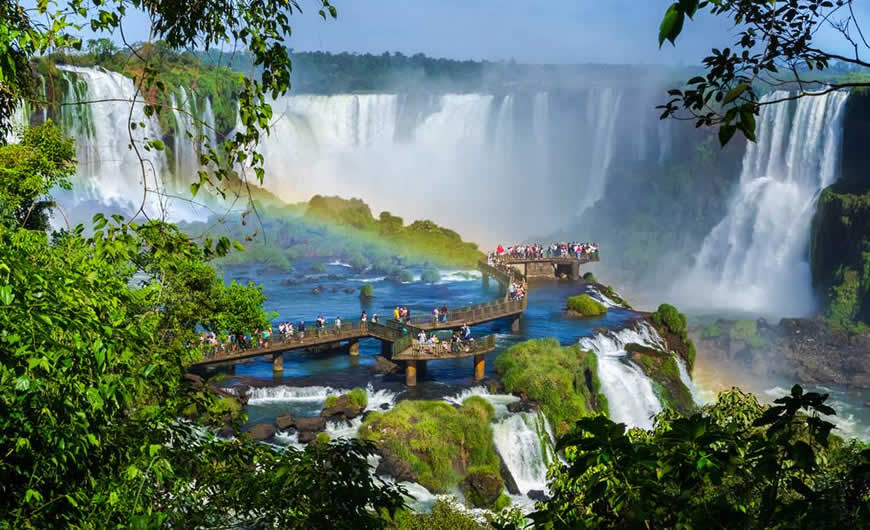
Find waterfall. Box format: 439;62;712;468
675;355;700;405
579;323;665;430
580;88;623;213
492;412;553;495
681;91;849;316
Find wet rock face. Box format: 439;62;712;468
460;469;504;508
693;316;870;388
507;399;538;414
293;417;327;433
246;423;276;441
373;355;399;375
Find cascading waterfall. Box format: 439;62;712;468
579;323;665;430
679;90;849;316
492;412;553;496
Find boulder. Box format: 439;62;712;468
312;287;321;295
280;278;298;286
322;394;365;421
379;402;390;410
343;287;355;294
373;355;399;375
527;490;549;502
294;416;326;433
246;423;276;441
376;449;419;483
297;430;318;444
460;469;504;508
276;414;294;430
507;400;537;414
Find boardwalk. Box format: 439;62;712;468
494;253;599;279
190;253;595;385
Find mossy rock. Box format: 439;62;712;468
582;271;598;283
566;295;607;318
629;349;694;416
359;397;500;494
421;268;441;283
396;270;414;283
322;388;367;420
460;466;505;509
650;303;697;372
359;283;374;298
495;338;607;435
311;262;326;273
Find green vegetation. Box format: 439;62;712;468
311;262;326;273
421;268;441;283
197;196;483;274
701;321;723;338
399;270;415;283
582;271;598;283
0;121;405;527
533;385;870;529
729;319;768;349
566;294;607;317
359;397;502;501
495;339;607;435
314;432;331;445
628;346;694;415
360;283;374;298
0;121;74;231
651;303;697;372
600;284;632;309
386;499;485;530
325;388;367;410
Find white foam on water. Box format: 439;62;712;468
675;354;701;405
443;386;520;418
492;412;553;496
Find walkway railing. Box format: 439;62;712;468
394;334;497;360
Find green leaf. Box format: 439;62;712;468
678;0;699;18
723;83;749;104
0;285;13;305
190;182;200;197
718;124;736;146
86;387;104;410
658;4;685;47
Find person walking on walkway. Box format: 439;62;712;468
335;316;342;335
361;311;367;331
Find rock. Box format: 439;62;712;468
496;450;521;495
460;469;504;508
312;287;321;295
322;395;365;421
294;416;326;433
297;430;318;444
246;423;276;441
373;355;399;375
280;278;298;286
864;402;870;408
343;287;355;294
379;403;390;410
184;373;204;388
327;274;342;281
376;448;419;482
527;490;549;502
507;400;537;414
276;414;294;430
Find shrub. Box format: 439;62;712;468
495;339;606;434
701;321;722;338
360;284;374;298
583;272;598;283
348;387;368;409
311;262;326;273
566;295;607;317
651;303;688;339
398;270;414;283
314;432;331;445
421;268;441;283
729;320;767;349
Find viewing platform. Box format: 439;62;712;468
190;250;598;386
492;253;599;280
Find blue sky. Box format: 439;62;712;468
94;0;870;65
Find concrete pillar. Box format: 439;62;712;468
349;339;360;356
272;352;284;373
417;360;428;381
406;360;418;386
511;316;521;333
473;354;485;381
571;262;580;281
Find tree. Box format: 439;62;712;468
532;385;870;528
0;120;74;230
658;0;870;145
0;125;406;528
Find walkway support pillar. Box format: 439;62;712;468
473;354;485;381
406;360;418;387
349;339;360;356
381;339;392;356
272;352;284;373
511;316;521;333
570;262;580;281
417;360;428;381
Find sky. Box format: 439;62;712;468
81;0;870;66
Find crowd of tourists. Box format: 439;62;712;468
490;242;599;261
414;323;474;355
